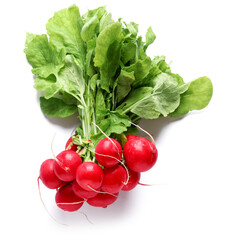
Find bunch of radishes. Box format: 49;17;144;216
39;134;158;211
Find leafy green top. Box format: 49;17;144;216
24;5;213;145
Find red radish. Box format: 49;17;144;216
54;150;82;182
87;192;119;208
76;162;104;191
65;135;78;151
126;135;138;141
122;168;140;191
101;165;127;193
39;159;63;189
95;138;122;167
55;183;84;212
123;136;158;172
72;180;98;199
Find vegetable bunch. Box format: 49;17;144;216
39;135;155;210
25;5;213;212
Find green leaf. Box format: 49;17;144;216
46;5;85;67
81;14;99;42
120;73;189;119
91;110;131;145
95;89;107;122
119;87;154;111
89;74;98;97
170;77;213;118
124;57;152;87
24;34;65;78
86;38;97;77
40;97;77;118
94;22;122;66
81;6;107;42
94;22;123;92
99;13;113;32
132;73;188;118
115;70;135;103
121;41;137;64
34;75;61;99
58;55;85;97
124;126;138;135
25;32;37;49
83;6;106;19
144;26;156;51
124;22;138;38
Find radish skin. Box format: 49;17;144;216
39;159;63;189
122;168;141;191
123;136;158;172
55;183;84;212
54;150;82;182
72;180;98;199
76;162;104;191
101;165;127;193
65;136;78;151
87;192;119;208
126;135;138;141
95;138;122;167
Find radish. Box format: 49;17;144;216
123;136;158;172
55;183;84;212
122;168;141;191
101;164;127;193
87;192;119;208
72;180;98;199
95;138;122;167
54;150;82;182
126;135;138;141
76;162;104;191
39;159;63;189
65;135;78;151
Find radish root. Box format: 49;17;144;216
138;182;168;186
78;211;93;224
37;177;68;226
51;133;71;173
51;133;57;159
129;122;156;146
92;122;121;159
56;200;86;206
87;185;118;198
82;146;130;186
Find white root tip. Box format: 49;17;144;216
37;177;68;226
138;182;168;187
78;211;93;224
51;133;57;159
129;122;156;146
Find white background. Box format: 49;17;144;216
1;0;239;239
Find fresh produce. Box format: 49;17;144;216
87;192;119;208
55;183;84;212
39;159;63;189
95;138;123;167
121;168;141;191
101;164;127;193
76;162;104;191
65;136;78;151
72;180;98;199
54;150;82;182
123;136;158;172
25;5;213;212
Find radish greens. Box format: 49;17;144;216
25;5;213;145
